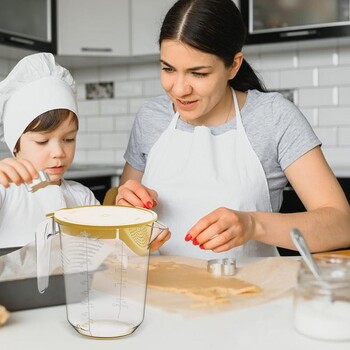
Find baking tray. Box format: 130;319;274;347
0;247;66;311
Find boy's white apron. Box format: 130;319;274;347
142;90;278;259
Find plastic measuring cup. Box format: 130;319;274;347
36;205;166;339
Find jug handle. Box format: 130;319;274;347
35;215;59;294
148;221;168;247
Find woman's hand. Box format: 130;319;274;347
116;179;158;209
184;207;256;253
0;158;38;188
150;227;171;252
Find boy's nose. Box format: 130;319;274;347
51;143;65;157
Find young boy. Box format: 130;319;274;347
0;53;99;249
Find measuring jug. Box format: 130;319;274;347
36;205;166;338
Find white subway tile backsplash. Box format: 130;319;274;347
99;65;128;81
319;107;350;126
298;87;334;107
143;79;164;96
313;127;337;146
6;41;350;168
87;150;115;164
78;100;99;116
73;150;88;164
101;133;129;149
339;87;350;106
77;134;100;149
129;62;160;80
100;99;128;114
339;46;350;65
114;80;142;97
280;69;314;89
260;71;279;90
298;48;335;67
129;97;148;114
260;52;296;70
319;66;350;86
71;67;99;83
299;107;318;126
76;83;86;100
87;116;114;132
339;127;350;146
322;147;350;166
115;116;135;131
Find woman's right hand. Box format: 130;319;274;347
116;179;158;209
0;158;38;188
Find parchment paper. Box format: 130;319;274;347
0;236;63;283
146;256;300;317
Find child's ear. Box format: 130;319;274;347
13;148;17;155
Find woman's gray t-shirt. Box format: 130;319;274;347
124;89;321;212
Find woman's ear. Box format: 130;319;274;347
228;52;244;80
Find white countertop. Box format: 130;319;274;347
2;258;349;350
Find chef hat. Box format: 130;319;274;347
0;52;78;153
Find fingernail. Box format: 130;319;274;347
199;244;205;249
193;238;199;246
146;201;153;209
185;234;192;242
143;205;148;209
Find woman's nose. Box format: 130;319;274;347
172;75;191;96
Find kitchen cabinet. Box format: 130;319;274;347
57;0;130;56
131;0;175;56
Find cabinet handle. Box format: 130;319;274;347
81;47;112;52
89;185;107;191
9;36;35;46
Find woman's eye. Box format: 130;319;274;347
162;67;174;73
192;72;208;77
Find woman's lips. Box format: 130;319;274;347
176;98;198;111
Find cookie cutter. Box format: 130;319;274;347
207;258;236;277
25;171;51;193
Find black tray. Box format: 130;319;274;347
0;246;66;311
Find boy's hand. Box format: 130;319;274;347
0;158;38;188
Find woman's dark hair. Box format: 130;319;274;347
159;0;266;92
14;109;78;153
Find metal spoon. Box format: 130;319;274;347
290;228;323;281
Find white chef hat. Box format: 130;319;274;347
0;52;78;154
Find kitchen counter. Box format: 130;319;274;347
2;257;349;350
65;164;123;180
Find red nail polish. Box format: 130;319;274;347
185;234;192;242
193;238;199;246
199;244;205;249
146;201;153;209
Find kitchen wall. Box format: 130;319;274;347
0;40;350;169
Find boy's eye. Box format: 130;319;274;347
64;138;76;142
35;140;48;145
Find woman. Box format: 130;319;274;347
117;0;350;258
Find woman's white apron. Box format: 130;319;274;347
142;90;278;259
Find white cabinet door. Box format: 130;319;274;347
131;0;176;56
57;0;130;56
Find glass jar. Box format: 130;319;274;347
293;255;350;341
